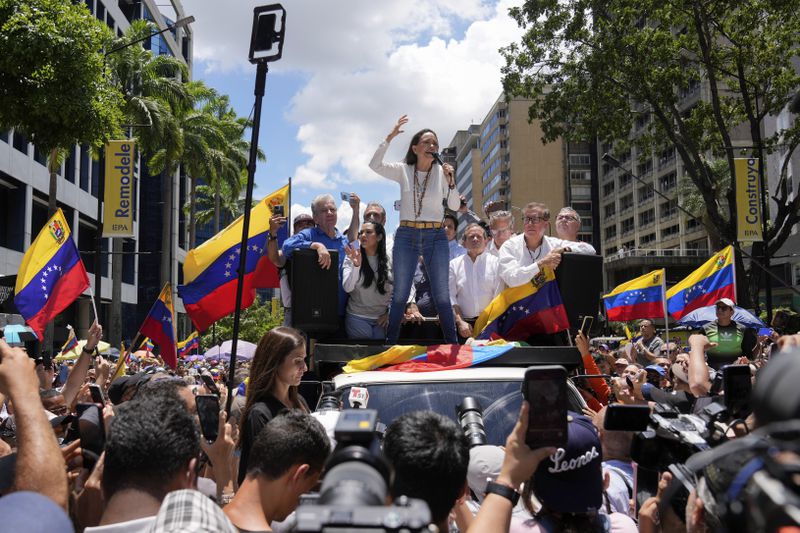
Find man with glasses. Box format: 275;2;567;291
498;202;595;289
486;210;515;257
554;207;596;253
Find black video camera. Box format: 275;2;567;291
294;409;432;532
456;397;488;448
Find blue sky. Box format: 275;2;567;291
178;0;522;233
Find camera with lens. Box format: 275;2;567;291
294;409;432;532
456;397;487;448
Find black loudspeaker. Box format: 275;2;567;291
554;252;604;330
290;248;339;333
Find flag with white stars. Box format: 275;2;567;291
14;209;90;340
603;269;666;322
666;246;736;320
474;267;570;341
179;184;289;331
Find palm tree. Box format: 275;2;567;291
105;20;190;345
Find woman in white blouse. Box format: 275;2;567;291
369;115;461;344
343;222;393;339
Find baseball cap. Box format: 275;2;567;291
671;363;689;384
614;358;629;366
293;213;313;226
533;413;603;514
107;373;149;405
467;445;505;502
715;298;735;308
645;364;667;377
0;491;74;533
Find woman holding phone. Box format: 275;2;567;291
343;221;393;339
369;115;461;344
237;326;309;484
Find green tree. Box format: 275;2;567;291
502;0;800;306
105;19;189;346
0;0;123;216
199;296;283;347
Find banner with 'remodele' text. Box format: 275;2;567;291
103;140;136;237
734;157;763;243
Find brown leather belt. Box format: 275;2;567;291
399;220;442;229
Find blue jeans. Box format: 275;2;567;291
387;226;457;344
345;313;386;340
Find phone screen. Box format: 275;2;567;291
580;316;594;336
523;365;568;448
196;395;220;442
723;365;752;417
89;384;104;404
603;404;650;431
340;192;350;202
272;204;284;216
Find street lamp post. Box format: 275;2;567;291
225;4;286;415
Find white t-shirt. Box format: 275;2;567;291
84;516;155;533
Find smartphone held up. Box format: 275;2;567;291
522;365;569;449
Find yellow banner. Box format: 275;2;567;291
103;140;136;237
734;157;763;243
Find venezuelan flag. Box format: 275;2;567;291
177;331;200;357
341;341;514;373
60;326;79;355
474;268;569;341
667;245;736;320
178;184;289;332
14;209;90;340
603;269;666;322
139;284;177;369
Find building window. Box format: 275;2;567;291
604;203;616;218
619;173;632;189
661;224;680;238
660;199;678;218
639;209;655;227
638;185;654;201
621;217;635;235
569;154;591;166
605;225;617;239
640;233;656;246
570;169;591;182
659;172;677;192
637;159;653;176
603;182;615;197
620;194;634;212
687;217;703;231
12;130;29;154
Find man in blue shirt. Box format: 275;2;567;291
282;194;350;320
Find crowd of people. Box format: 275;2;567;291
1;312;799;531
270;115;596;344
1;114;799;532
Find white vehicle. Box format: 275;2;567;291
318;366;588;445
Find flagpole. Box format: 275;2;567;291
661;269;669;346
730;245;738;303
87;281;99;324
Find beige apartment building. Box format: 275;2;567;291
448;95;600;242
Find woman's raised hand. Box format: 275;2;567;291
386;115;409;142
345;243;362;267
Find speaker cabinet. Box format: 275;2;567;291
555;252;604;329
290;248;339;333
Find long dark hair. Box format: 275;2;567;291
237;327;307;448
359;222;389;294
404;128;437;165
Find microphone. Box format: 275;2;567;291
431;152;444;166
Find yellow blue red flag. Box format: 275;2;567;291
177;331;200;357
473;268;569;341
139;284;177;369
14;209;90;340
666;245;736;320
603;269;666;322
178;184;289;331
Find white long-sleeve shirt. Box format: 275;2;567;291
369;141;461;221
498;233;596;288
449;252;504;319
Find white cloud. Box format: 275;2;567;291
180;0;523;191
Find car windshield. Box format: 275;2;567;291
335;379;583;445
